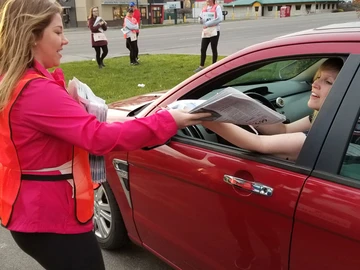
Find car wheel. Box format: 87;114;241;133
93;182;129;250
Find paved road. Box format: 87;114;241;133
0;11;357;270
0;228;171;270
62;11;357;63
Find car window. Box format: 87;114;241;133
177;55;347;164
340;118;360;180
195;57;323;125
224;59;319;86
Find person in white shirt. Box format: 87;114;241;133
123;9;139;65
194;0;223;73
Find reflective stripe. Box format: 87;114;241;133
22;160;72;175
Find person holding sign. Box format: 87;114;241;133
194;0;223;73
202;58;344;161
129;1;141;61
122;9;139;65
88;7;108;69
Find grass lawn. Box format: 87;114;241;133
59;54;224;104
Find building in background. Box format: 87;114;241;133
57;0;78;28
57;0;337;28
222;0;340;19
60;0;165;27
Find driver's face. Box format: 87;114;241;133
308;69;339;111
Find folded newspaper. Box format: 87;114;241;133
93;16;106;27
68;77;108;183
168;87;286;126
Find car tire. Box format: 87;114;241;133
93;182;129;250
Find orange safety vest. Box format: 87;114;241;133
0;73;95;227
202;4;218;17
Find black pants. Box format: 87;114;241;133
200;31;220;66
94;45;108;66
136;32;139;59
11;231;105;270
126;38;138;64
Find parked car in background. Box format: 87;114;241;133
94;22;360;270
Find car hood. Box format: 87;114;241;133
106;90;167;123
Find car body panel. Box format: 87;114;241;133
128;143;308;269
102;24;360;269
290;55;360;270
108;91;166;112
105;151;143;245
124;54;360;269
290;178;360;270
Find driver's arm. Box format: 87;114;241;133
203;121;306;161
255;115;311;135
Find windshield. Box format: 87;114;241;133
225;59;319;85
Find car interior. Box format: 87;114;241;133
175;55;349;150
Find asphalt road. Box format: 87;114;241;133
61;11;357;63
0;228;171;270
0;11;357;270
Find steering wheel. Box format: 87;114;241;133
245;92;277;111
237;92;278;135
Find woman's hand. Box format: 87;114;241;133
168;109;211;129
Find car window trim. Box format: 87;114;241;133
172;135;312;176
310;170;360;189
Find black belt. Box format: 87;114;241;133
21;173;74;181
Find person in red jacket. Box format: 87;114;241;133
129;2;141;61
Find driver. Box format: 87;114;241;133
202;57;344;161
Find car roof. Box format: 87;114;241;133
221;21;360;62
275;21;360;39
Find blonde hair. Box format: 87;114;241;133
312;57;343;82
311;57;344;122
88;6;99;20
0;0;62;111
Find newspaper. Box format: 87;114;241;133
93;16;106;33
169;87;286;126
93;16;106;27
68;77;108;183
202;12;215;22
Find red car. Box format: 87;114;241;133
94;22;360;270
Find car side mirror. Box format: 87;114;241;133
141;138;171;151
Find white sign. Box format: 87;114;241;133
166;1;181;9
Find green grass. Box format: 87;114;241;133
59;54;224;104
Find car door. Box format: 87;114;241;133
290;54;360;270
127;48;360;270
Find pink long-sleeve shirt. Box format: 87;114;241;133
7;61;178;233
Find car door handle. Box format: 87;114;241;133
224;175;273;197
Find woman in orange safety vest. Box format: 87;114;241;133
0;0;209;269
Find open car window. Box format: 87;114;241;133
176;54;347;163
